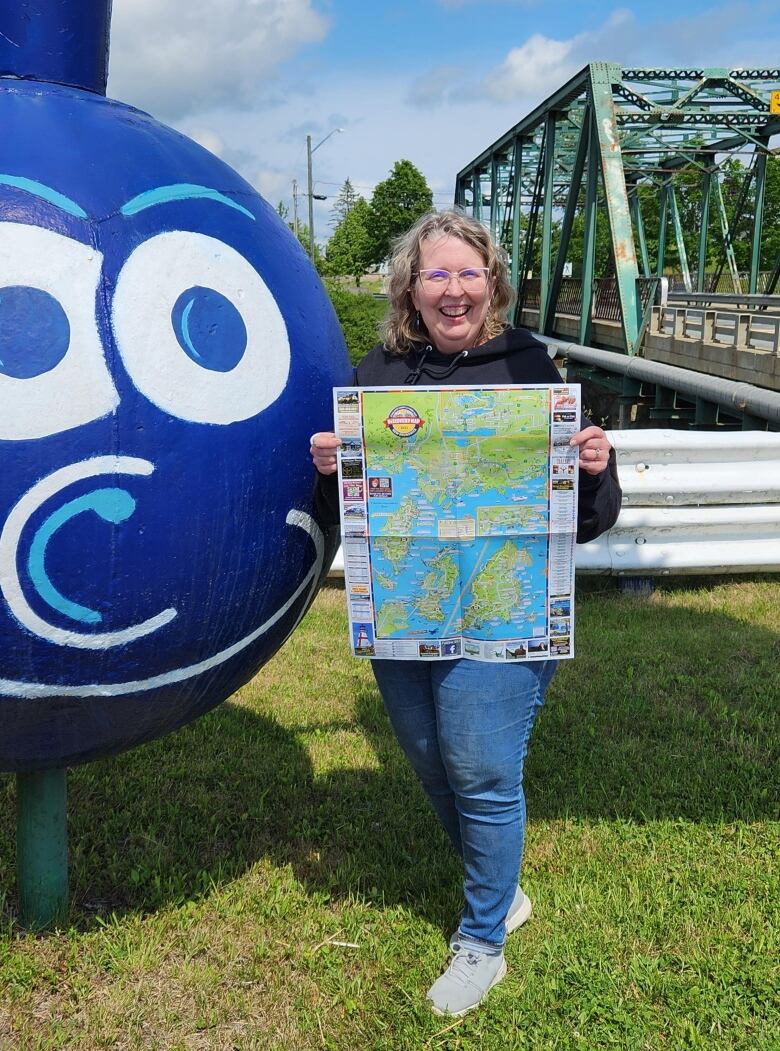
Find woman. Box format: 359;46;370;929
312;210;621;1016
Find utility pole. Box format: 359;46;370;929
306;135;314;263
306;127;344;264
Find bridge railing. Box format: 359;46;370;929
521;276;662;324
653;305;780;355
668;291;780;312
667;271;776;295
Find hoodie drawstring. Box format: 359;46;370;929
404;346;469;385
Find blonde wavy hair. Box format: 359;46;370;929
382;209;515;356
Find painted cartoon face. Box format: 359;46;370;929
0;81;349;771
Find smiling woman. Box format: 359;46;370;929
310;208;622;1018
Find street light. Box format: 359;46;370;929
306;127;344;262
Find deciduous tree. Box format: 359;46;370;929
325;197;372;286
367;159;433;265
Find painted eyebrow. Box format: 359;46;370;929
0;174;88;218
120;183;255;220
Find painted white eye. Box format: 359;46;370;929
111;232;290;424
0;223;117;440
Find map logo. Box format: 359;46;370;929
384;405;425;438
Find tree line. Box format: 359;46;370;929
282;159;434;286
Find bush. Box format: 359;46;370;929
324;280;388;365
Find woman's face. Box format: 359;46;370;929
410;235;493;355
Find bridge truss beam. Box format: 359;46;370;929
455;64;780;355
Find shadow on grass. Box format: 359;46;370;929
0;690;459;931
0;584;777;929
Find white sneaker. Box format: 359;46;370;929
450;886;532;951
427;945;507;1017
505;886;532;935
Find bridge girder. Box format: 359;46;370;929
455;64;780;355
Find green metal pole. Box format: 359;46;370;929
714;176;742;293
749;144;767;294
697;169;712;291
579;106;599;347
510;136;523;288
538;112;557;329
490;154;499;241
669;187;692;292
16;768;68;930
589;62;640;354
630;187;651;278
657;180;669;279
544;105;590;334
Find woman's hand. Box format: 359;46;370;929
569;425;612;476
310;432;341;475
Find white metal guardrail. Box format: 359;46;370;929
577;429;780;575
328;429;780;578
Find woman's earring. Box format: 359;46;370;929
415;310;422;330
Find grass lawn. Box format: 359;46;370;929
1;578;778;1049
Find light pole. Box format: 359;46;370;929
306;127;343;263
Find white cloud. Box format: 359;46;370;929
253;166;295;205
481;10;639;102
108;0;329;121
187;128;225;157
486;33;578;100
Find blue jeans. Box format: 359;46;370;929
372;657;556;950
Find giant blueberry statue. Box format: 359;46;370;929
0;1;349;774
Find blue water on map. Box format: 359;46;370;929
368;446;550;641
368;460;549;531
369;534;549;641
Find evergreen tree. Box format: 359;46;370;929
330;177;359;228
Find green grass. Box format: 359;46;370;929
1;578;779;1049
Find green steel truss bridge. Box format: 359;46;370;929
455;64;780;360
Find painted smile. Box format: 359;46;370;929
0;457;177;650
0;457;324;698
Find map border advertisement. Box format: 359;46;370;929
334;384;580;663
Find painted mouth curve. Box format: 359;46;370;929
0;508;324;700
0;456;177;649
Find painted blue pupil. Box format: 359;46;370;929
171;286;247;373
0;286;70;379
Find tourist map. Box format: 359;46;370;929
334;384;580;662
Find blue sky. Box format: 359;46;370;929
108;0;780;244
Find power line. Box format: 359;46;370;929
313;179;455;198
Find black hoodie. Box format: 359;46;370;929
317;327;622;544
